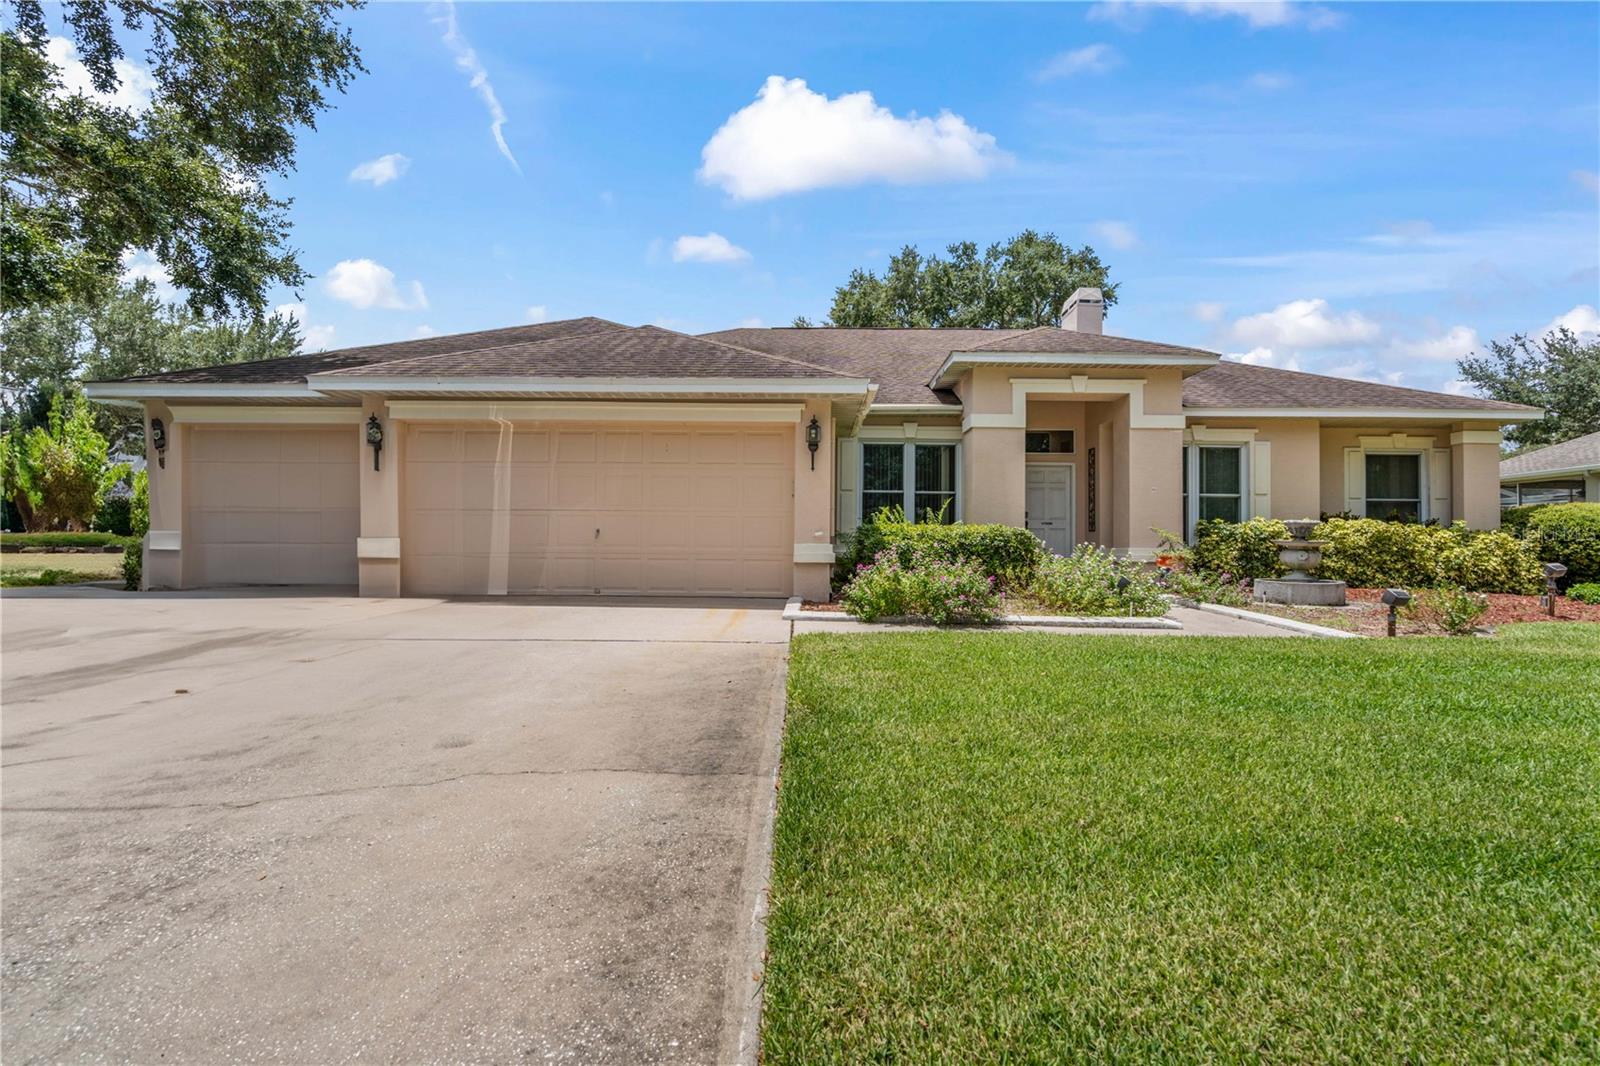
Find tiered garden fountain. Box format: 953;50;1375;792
1253;519;1347;606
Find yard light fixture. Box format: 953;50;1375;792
1542;562;1568;616
366;414;384;472
806;416;821;470
149;417;167;468
1380;587;1411;637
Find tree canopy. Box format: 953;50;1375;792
1456;327;1600;451
2;0;363;317
798;230;1119;329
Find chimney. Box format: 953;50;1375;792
1059;287;1103;334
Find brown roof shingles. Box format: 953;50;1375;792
1181;360;1534;413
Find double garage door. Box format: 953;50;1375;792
402;422;794;597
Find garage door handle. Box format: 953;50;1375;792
594;528;600;539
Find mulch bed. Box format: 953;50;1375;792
1259;587;1600;637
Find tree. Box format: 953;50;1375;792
1456;327;1600;451
800;230;1119;329
2;0;363;317
1;392;124;530
1;278;301;452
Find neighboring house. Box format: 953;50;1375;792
85;290;1540;599
1499;430;1600;507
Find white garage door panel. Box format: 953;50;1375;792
185;426;359;586
403;422;793;597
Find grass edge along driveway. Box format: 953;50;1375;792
765;626;1600;1064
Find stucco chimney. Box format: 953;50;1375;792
1060;287;1103;334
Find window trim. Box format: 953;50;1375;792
1183;444;1249;541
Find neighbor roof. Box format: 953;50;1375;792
1499;430;1600;479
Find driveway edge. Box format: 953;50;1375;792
717;635;789;1066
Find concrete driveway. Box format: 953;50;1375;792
1;589;789;1065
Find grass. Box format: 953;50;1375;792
767;626;1600;1063
0;551;122;586
0;531;136;550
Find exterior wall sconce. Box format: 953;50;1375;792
150;417;167;468
366;414;384;471
1543;562;1568;616
1380;587;1411;637
806;416;821;470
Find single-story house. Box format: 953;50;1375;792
1499;430;1600;507
86;289;1540;599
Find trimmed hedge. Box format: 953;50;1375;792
837;511;1047;592
1192;518;1288;580
1524;503;1600;584
1499;504;1550;537
0;531;137;551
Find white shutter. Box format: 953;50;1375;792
1250;441;1272;518
1429;448;1452;524
836;437;860;534
1343;448;1364;515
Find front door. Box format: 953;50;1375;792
1025;464;1074;555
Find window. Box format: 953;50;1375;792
1026;431;1074;454
1183;445;1245;539
860;442;959;524
1364;453;1422;521
1513;479;1586;506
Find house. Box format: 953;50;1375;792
1499;430;1600;507
85;290;1540;599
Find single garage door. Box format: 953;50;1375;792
185;425;359;586
402;422;793;596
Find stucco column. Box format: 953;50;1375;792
1117;423;1183;560
141;400;184;589
1451;426;1503;529
961;427;1025;525
357;395;402;596
792;399;835;601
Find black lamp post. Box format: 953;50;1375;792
1381;587;1411;637
1542;562;1568;616
366;414;384;471
150;417;167;468
805;416;821;470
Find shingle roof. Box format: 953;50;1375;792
1499;430;1600;478
312;324;852;381
103;317;625;384
1181;360;1536;413
966;326;1215;357
700;328;1007;403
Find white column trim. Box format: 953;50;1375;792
356;537;401;560
794;543;836;564
148;530;181;551
1449;429;1502;446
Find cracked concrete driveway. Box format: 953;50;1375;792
1;589;789;1065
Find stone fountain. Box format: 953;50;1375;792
1253;519;1347;606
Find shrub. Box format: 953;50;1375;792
836;508;1047;593
0;531;136;550
93;495;134;535
1500;504;1550;537
1312;518;1455;589
121;543;143;591
0;568;83;588
840;547;1001;624
1191;517;1288;580
1433;527;1543;594
130;470;150;538
1422;586;1489;636
1159;567;1251;607
1524;503;1600;584
1567;582;1600;605
1028;544;1168;617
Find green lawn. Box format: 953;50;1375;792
0;551;122;586
767;626;1600;1063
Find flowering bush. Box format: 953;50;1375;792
1159;566;1251;607
835;509;1046;592
1027;544;1167;616
840;548;1002;624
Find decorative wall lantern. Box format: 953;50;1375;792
1380;587;1411;637
1542;562;1568;616
366;414;384;471
150;417;168;468
805;416;821;470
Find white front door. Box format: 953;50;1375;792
1025;464;1074;555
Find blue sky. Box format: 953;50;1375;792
102;2;1600;394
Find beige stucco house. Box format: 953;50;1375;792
86;290;1540;600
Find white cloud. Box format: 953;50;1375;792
1573;170;1600;197
1543;303;1600;338
1228;298;1381;349
1089;220;1139;251
412;324;437;338
46;36;155;111
1036;44;1122;80
431;1;520;174
1090;1;1343;30
1387;325;1480;361
524;305;548;323
325;258;428;311
671;233;751;264
274;303;336;351
1192;301;1226;323
1246;71;1293;91
1442;379;1477;397
698;75;1007;200
1225;347;1303;371
1323;359;1405;386
119;250;178;302
349;153;411;187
